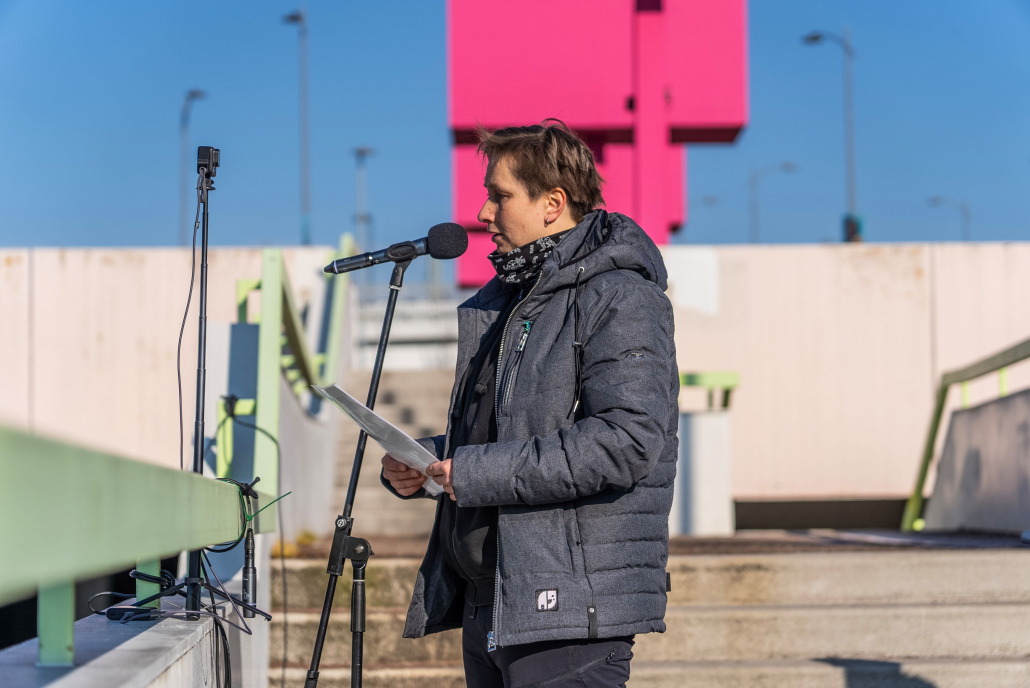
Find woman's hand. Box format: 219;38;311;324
382;454;427;496
426;459;455;501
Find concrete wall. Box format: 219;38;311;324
6;242;1030;503
0;245;338;470
666;242;1030;501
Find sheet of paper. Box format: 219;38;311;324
313;384;444;497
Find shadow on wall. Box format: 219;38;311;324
818;658;937;687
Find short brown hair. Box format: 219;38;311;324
477;119;605;222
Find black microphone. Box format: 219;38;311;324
324;222;468;274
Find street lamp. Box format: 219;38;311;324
748;162;796;243
803;28;859;242
284;7;312;245
178;89;205;246
353;147;374;289
353;147;374;251
927;196;971;241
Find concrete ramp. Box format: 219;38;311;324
925;388;1030;532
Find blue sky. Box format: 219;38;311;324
1;0;1028;268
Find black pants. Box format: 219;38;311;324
461;601;633;688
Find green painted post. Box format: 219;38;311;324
322;233;354;385
961;381;970;408
236;279;261;324
902;383;950;531
999;367;1008;397
254;249;283;496
136;559;161;608
37;582;74;667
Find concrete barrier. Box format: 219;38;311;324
924;388;1030;532
0;606;220;688
670;412;734;536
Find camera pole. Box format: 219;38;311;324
305;260;411;688
186;149;218;617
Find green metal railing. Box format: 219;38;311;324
0;235;354;667
680;371;740;410
901;335;1030;531
0;428;275;665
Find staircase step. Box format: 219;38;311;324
272;549;1030;611
272;558;420;610
635;603;1030;661
271;666;464;688
271;602;1030;666
271;658;1030;688
628;658;1030;688
271;611;462;667
669;549;1030;606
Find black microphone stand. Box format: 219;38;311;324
186;161;214;618
305;259;412;688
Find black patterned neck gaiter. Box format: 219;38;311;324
489;229;571;287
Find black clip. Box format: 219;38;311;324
326;517;374;576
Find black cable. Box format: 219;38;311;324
87;591;133;615
211;614;231;688
205;469;250;554
87;568;177;614
205;575;230;688
178;172;205;471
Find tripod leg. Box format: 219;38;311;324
305;575;338;688
351;563;366;688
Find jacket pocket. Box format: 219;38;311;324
562;503;586;578
501;320;532;406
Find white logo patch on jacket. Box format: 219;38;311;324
535;589;558;611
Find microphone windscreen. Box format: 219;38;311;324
426;223;469;260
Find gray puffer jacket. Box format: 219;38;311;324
382;210;678;648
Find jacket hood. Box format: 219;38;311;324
534;210;668;296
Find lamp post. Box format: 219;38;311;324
178;89;205;246
284;7;312;245
353;147;374;289
803;28;859;242
353;147;374;250
748;162;796;244
927;196;971;241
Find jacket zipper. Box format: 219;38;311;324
501;321;531;406
488;279;541;652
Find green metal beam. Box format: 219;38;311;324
940;337;1030;387
680;371;740;410
255;249;284;497
0;427;274;606
680;371;740;389
279;257;319;388
236;278;261;324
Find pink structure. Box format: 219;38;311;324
449;0;749;287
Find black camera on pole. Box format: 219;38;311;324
198;146;220;178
